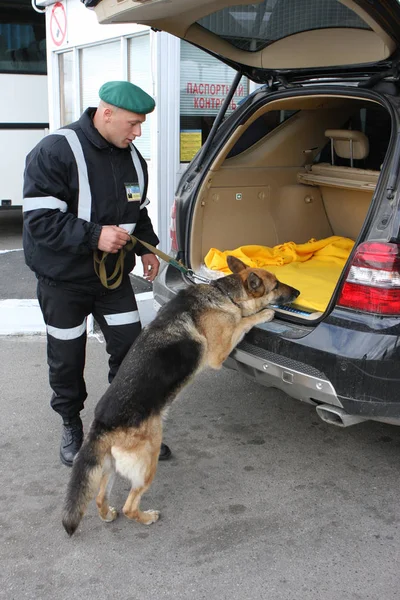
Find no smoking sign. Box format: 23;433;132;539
50;2;67;47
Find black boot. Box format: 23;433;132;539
159;442;172;461
60;416;83;467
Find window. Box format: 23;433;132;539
0;8;46;74
227;110;297;158
128;34;152;160
316;105;391;171
79;41;122;111
180;41;249;162
58;36;154;159
59;52;74;126
77;36;152;160
197;0;370;52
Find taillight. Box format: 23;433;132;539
170;200;178;252
337;242;400;315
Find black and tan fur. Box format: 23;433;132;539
62;256;299;536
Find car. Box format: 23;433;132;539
88;0;400;428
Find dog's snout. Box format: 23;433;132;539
275;283;300;305
287;287;300;303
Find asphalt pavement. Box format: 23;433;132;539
1;335;400;600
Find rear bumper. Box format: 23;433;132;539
224;343;400;426
225;344;342;407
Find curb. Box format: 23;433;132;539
0;291;154;336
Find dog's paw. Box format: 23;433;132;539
141;509;160;525
259;308;275;322
100;506;118;523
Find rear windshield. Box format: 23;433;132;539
197;0;371;53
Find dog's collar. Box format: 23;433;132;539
212;280;242;309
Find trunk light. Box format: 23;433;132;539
338;242;400;315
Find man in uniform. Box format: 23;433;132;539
23;81;171;466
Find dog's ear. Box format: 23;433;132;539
227;256;248;273
247;272;264;294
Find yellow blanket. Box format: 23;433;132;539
204;236;354;313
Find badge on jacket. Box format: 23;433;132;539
125;183;141;202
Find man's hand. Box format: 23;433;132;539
98;226;131;254
141;253;160;282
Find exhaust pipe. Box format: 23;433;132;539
316;404;367;427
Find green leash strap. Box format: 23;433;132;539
130;236;190;274
93;234;191;289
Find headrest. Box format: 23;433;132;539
325;129;369;160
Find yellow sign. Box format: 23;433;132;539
180;130;202;162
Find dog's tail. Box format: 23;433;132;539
62;422;109;537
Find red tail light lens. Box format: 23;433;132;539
338;242;400;315
169;200;178;252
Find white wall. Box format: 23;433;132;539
0;74;49;205
1;74;48;123
0;129;47;204
46;0;146;48
155;32;180;253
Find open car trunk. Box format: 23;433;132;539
189;93;392;320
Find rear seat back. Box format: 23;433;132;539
297;129;379;239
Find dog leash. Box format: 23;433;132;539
94;234;210;289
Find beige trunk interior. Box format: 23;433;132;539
190;95;389;316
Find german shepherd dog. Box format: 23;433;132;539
62;256;299;536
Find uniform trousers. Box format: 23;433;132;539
37;276;141;420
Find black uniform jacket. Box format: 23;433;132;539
23;108;159;286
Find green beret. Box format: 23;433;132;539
99;81;155;114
